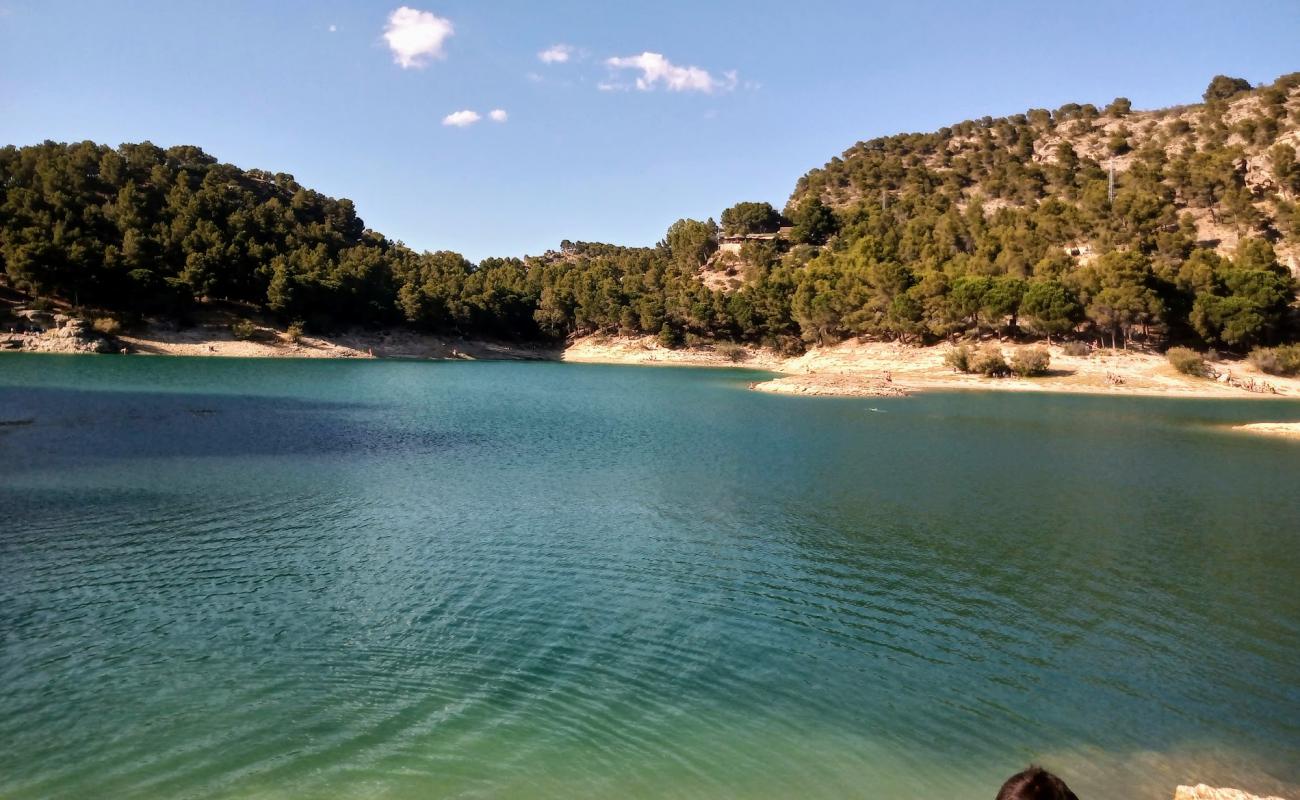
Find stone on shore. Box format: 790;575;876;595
1174;785;1288;800
8;317;115;353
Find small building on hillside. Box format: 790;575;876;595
718;230;784;256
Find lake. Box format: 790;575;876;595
2;354;1298;799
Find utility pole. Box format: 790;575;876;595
1108;159;1116;204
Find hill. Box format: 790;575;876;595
3;72;1300;359
709;72;1300;351
789;73;1300;270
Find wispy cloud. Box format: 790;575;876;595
442;109;481;127
488;109;508;122
603;52;736;93
384;6;454;69
538;43;574;64
328;24;338;33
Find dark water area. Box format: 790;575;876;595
2;354;1298;799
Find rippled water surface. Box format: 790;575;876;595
2;354;1299;799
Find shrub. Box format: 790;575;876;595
944;345;973;373
1249;345;1300;376
715;342;750;363
1010;347;1051;377
1166;346;1208;377
656;323;682;349
1060;341;1090;357
971;345;1011;377
771;335;805;357
1104;97;1132;117
231;319;258;340
1203;75;1252;103
683;332;708;349
91;316;121;335
286;322;305;343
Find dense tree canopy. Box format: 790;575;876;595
788;197;839;245
719;202;783;235
3;72;1298;354
782;72;1300;350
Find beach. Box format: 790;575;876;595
570;335;1300;401
1231;422;1300;439
11;322;1300;404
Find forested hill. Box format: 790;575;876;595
766;72;1300;349
3;72;1300;353
0;142;544;338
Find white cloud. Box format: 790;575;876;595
384;6;454;69
604;52;735;93
488;109;508;122
538;44;573;64
328;24;338;33
442;109;481;127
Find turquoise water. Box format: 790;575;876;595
2;354;1299;800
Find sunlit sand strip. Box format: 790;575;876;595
1232;422;1300;439
1176;785;1290;800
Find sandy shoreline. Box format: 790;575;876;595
566;335;1300;401
561;335;784;370
7;324;1300;404
1231;422;1300;439
113;325;558;361
761;339;1300;400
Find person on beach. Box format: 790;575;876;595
996;766;1079;800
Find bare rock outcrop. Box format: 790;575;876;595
6;316;115;354
1174;785;1289;800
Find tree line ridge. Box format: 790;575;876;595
3;72;1299;356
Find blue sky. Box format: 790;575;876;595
2;1;1298;261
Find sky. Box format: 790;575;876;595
2;1;1298;262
